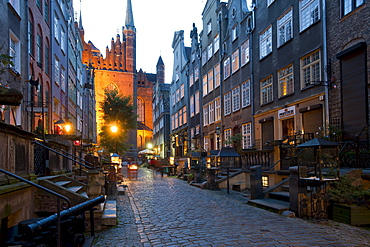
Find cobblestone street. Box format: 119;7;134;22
92;168;370;247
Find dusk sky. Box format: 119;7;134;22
73;0;207;84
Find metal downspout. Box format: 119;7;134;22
322;0;330;135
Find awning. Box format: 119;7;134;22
217;146;240;157
297;138;338;148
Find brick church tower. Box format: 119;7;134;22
81;0;154;157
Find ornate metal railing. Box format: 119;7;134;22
338;140;370;168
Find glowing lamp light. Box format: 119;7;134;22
111;125;118;133
147;143;153;149
64;124;71;133
129;164;138;170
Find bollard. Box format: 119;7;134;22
250;165;263;199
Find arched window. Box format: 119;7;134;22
137;97;145;123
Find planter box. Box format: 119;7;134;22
330;203;370;226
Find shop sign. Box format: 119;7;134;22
278;106;295;119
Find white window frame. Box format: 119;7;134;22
214;34;220;53
180;84;185;98
183;106;187;124
202;50;207;66
174;112;179;129
242;80;251;108
260;25;272;59
300;0;320;32
194;66;199;81
277;8;293;48
54;57;60;85
214;63;221;88
224;92;231;116
261;76;273;105
190;95;195;117
203;104;209;126
171;115;175;130
343;0;364;16
223;57;231;80
208;69;214;93
207;43;213;61
278;64;294;97
232;86;241;112
9;31;20;73
231;25;238;41
301;49;321;89
202;74;208;97
242;122;252;149
209;101;215;124
189;72;194;87
176;88;180;102
224;129;232;147
207;20;212;34
241;39;250;66
54;15;59;43
215;96;221;121
232;49;240;74
195;91;200;114
60;67;66;92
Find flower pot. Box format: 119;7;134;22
330;203;370;226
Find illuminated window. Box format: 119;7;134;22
262;176;269;187
232;49;240;74
278;64;294;97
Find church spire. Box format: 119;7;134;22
124;0;135;31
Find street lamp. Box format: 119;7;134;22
215;126;221;150
110;124;118;154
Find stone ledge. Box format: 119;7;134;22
102;200;116;226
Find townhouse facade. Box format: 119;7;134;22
170;31;190;168
152;56;172;159
170;0;369;180
1;0;28;127
326;0;370;141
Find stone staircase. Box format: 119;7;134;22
38;175;117;228
248;178;291;214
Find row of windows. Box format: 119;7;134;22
198;50;320;125
153;117;164;135
260;49;321;105
171;84;185;106
203;97;221;126
199;122;251;150
171;106;187;131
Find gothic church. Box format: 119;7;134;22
80;0;157;157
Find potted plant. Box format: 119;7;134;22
328;171;370;226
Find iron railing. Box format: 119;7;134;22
0;168;71;247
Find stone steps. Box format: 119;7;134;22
102;200;117;226
248;198;290;213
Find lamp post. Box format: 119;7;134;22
111;125;118;154
215;126;221;150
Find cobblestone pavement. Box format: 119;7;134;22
92;168;370;247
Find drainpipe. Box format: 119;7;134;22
322;0;330;136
